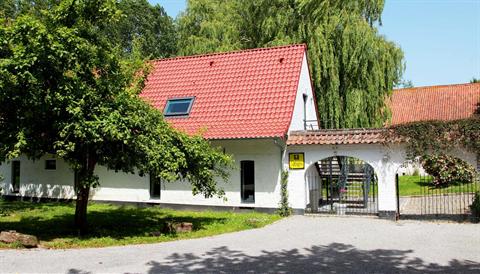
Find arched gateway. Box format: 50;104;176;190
305;156;378;215
285;129;478;219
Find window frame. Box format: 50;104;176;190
45;159;57;170
11;160;20;193
240;160;255;204
150;174;161;199
163;97;195;117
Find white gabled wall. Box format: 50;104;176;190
0;139;283;210
288;52;318;132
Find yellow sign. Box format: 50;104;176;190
289;153;305;169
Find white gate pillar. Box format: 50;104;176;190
374;147;405;219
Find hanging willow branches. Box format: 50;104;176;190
177;0;404;129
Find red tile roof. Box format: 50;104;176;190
140;44;307;139
390;83;480;125
287;129;391;146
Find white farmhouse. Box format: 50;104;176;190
1;45;478;218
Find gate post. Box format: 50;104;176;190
396;174;400;220
377;161;399;220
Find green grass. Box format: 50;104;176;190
0;200;280;249
398;175;480;196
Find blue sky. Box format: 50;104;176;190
149;0;480;87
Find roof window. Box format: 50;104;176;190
164;97;194;116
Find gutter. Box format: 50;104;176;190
274;137;287;169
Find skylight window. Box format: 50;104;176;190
164;97;194;116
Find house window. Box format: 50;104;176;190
150;174;161;199
11;161;20;193
164;97;194;116
45;159;56;170
240;161;255;203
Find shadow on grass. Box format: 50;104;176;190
143;243;480;273
0;202;227;242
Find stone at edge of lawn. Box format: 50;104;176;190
0;231;39;248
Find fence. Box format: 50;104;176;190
397;174;479;220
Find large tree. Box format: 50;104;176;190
177;0;404;129
108;0;177;59
0;0;176;59
0;0;232;234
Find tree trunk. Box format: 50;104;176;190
74;185;90;235
74;148;97;236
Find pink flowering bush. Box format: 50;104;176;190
422;154;477;187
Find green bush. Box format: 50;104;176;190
422;154;477;187
277;170;292;217
471;192;480;222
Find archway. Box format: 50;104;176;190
305;156;378;215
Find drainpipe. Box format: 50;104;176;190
303;93;308;130
274;137;286;170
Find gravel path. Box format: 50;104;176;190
1;216;479;273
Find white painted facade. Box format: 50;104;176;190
0;139;284;210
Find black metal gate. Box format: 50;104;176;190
396;174;479;220
306;157;378;215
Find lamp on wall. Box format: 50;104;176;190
332;146;338;156
382;153;390;163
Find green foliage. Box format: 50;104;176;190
109;0;177;59
0;0;233;231
176;0;244;55
387;118;479;187
470;192;480;221
387;118;480;159
470;77;480;83
0;0;176;59
277;170;292;217
177;0;404;128
421;154;477;187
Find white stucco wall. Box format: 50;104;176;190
288;52;318;132
286;143;406;212
285;144;478;212
157;139;282;208
0;139;283;210
0;141;476;214
0;155;75;199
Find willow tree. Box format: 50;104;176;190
0;0;232;234
177;0;404;128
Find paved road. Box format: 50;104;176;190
1;216;479;273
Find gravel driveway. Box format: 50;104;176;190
1;216;479;273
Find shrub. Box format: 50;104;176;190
421;154;477;187
471;192;480;222
277;170;292;217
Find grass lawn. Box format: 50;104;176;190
0;200;281;249
399;175;480;196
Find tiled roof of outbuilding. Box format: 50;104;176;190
287;129;391;146
140;44;307;139
390;83;480;125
